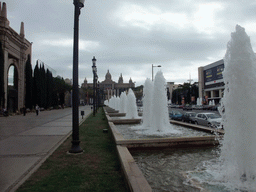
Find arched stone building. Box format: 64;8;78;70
0;2;32;112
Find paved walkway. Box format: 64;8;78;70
0;106;92;192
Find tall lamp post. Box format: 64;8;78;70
69;0;85;153
92;56;97;116
152;64;161;81
95;75;98;112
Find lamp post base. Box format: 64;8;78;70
69;140;83;153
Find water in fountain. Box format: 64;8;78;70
125;88;138;119
116;96;120;111
142;78;153;129
110;96;116;110
219;24;256;188
134;71;180;135
196;98;200;106
151;71;171;132
108;96;113;108
119;92;127;113
104;100;109;106
190;25;256;191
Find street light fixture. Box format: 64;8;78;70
92;56;97;116
69;0;85;154
95;76;98;112
152;64;161;81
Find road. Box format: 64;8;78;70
0;106;92;192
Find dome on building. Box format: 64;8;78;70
105;70;112;80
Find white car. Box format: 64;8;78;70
194;113;222;128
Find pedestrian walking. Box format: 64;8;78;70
35;104;40;116
23;105;26;116
3;108;8;116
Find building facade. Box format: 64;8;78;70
81;70;135;100
0;2;32;112
198;59;225;105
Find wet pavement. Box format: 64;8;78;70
0;106;92;192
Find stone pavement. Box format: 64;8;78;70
0;106;92;192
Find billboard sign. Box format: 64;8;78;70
204;64;224;86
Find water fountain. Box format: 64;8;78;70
119;92;127;113
130;71;181;135
125;88;138;119
141;78;153;129
204;25;256;190
196;97;202;106
120;25;256;191
150;71;179;133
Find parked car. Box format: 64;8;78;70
183;105;192;111
169;110;183;121
182;112;197;123
194;113;222;128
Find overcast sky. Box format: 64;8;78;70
4;0;256;86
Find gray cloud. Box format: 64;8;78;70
4;0;256;86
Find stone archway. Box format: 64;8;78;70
0;2;32;112
7;64;18;113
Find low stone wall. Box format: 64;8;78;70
116;146;152;192
170;120;225;135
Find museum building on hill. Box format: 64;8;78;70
81;70;135;100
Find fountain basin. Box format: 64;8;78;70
109;121;220;149
107;113;126;117
104;107;221;191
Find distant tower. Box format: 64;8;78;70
118;73;123;84
187;73;193;84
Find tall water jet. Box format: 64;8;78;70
139;71;180;134
126;89;138;119
195;25;256;191
142;78;153;128
119;92;127;113
220;25;256;187
116;96;121;111
151;71;170;132
196;98;200;106
104;100;109;106
108;96;113;108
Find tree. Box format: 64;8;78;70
171;82;199;105
33;61;40;107
52;76;72;108
46;69;53;109
25;54;33;109
0;41;4;108
39;64;46;108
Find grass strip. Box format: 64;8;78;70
17;107;129;192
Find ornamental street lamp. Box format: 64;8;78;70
92;56;97;116
152;64;161;81
95;75;98;112
97;81;100;109
69;0;85;154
